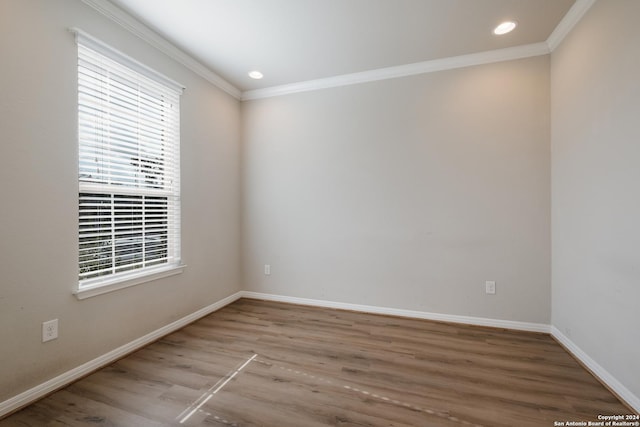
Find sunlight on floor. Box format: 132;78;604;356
177;353;258;424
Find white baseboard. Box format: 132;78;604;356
240;291;551;333
550;327;640;413
244;291;639;412
4;291;637;418
0;291;243;418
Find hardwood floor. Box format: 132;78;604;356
1;299;633;426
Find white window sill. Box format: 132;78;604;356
74;264;186;300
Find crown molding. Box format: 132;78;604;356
241;0;598;101
80;0;594;102
80;0;242;99
546;0;598;51
241;42;549;101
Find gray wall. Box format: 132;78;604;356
551;0;640;400
242;56;551;324
0;0;241;401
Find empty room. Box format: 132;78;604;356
1;0;638;425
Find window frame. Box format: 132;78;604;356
72;28;185;300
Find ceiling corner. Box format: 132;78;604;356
80;0;242;99
546;0;598;51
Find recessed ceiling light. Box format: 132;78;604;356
248;70;263;79
493;21;517;35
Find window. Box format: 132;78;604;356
74;29;184;298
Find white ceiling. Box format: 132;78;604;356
108;0;575;92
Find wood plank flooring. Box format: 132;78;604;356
1;299;633;426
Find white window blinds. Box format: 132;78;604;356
75;29;183;289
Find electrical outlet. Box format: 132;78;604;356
264;264;271;275
485;281;496;295
42;319;58;342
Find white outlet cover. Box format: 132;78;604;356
485;281;496;295
42;319;58;342
264;264;271;275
